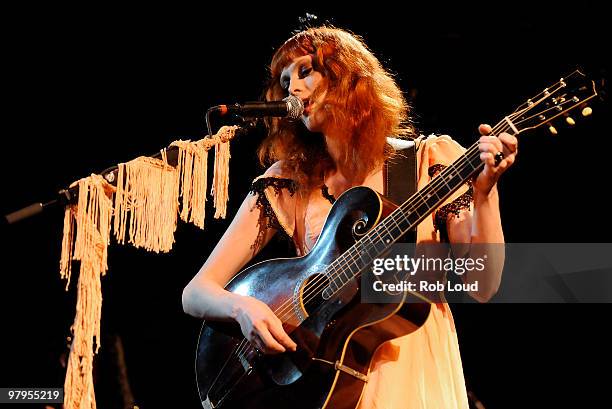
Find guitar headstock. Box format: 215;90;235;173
507;70;599;135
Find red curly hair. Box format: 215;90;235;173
259;26;413;194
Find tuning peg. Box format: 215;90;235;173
581;107;593;117
548;125;558;135
565;116;576;126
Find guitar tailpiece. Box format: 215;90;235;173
312;357;369;383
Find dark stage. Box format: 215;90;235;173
1;3;610;408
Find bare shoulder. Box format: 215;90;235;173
255;160;293;180
386;136;415;151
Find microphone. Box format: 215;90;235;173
215;95;304;119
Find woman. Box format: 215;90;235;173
182;26;517;408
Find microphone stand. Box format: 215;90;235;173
3;118;257;226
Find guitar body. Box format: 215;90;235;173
196;186;431;409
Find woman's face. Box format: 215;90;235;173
280;54;326;132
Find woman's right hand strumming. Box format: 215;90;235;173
232;295;297;355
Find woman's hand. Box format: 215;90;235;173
474;124;518;198
232;295;297;354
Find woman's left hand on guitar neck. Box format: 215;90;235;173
473;124;519;200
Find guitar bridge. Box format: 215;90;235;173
202;396;215;409
237;350;252;372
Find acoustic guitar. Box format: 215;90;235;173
195;70;598;409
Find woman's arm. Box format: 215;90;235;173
182;191;297;353
447;124;518;302
181;192;269;319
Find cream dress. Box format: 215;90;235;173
250;135;472;409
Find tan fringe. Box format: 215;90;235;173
60;205;75;290
190;140;209;228
113;155;179;253
170;125;237;226
170;139;209;229
58;125;238;409
60;174;114;409
173;140;195;223
209;126;236;219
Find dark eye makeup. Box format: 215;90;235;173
299;66;313;78
280;64;314;90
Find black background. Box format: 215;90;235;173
1;2;610;408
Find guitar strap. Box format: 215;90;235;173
384;139;417;244
381;140;432;323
